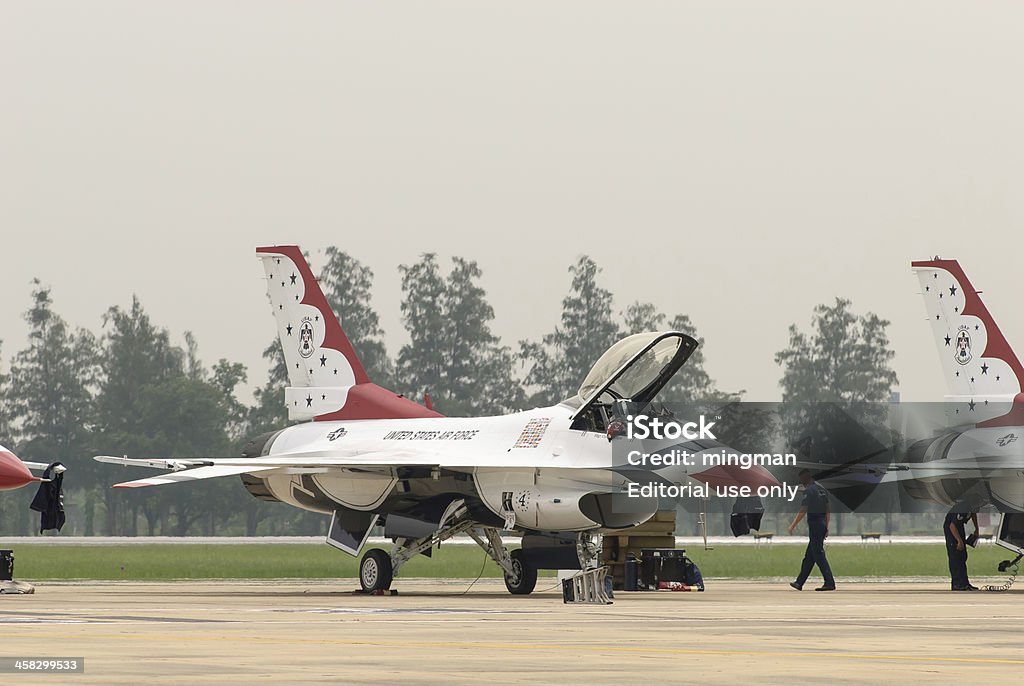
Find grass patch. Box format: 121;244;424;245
10;544;546;581
6;543;1017;581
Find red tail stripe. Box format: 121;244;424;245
314;384;442;421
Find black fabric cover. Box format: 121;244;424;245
729;496;766;537
29;462;66;533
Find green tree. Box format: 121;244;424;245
663;313;723;402
211;359;248;443
396;254;448;404
95;297;176;535
4;282;100;534
95;296;244;535
0;340;25;535
397;255;524;415
621;301;665;335
247;339;290;437
0;341;13;448
7;280;100;463
521;256;622;405
775;298;898;404
442;258;524;414
242;339;305;536
775;298;899;531
622;302;723;403
320;247;394;386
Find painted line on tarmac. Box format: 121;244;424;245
259;607;545;615
0;617;91;625
0;630;1022;665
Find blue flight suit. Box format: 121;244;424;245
944;508;973;589
795;481;835;588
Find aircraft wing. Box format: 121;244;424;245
110;464;282;488
805;453;1024;484
95;442;631;488
876;456;1024;481
94;450;450;488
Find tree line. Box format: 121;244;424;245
0;250;899;536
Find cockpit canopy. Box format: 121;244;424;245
567;331;699;432
578;332;690;401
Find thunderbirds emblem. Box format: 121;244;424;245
298;317;315;358
954;326;972;365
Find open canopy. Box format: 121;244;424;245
569;331;699;430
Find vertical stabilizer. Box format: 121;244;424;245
256;245;440;421
912;258;1023;400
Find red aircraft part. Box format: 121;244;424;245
0;449;36;491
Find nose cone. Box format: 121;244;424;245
0;448;36;491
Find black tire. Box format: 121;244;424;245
503;549;537;595
359;548;393;592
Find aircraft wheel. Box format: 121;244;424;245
359;548;393;592
503;549;537;595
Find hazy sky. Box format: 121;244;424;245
2;2;1022;404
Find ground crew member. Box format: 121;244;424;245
945;502;980;591
787;469;836;592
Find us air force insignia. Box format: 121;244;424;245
327;427;348;441
298;316;315;358
954;326;972;365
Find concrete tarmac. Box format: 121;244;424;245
0;578;1022;684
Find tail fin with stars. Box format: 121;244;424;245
256;245;441;421
911;258;1023;416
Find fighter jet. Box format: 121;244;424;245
801;259;1024;557
900;259;1024;505
96;245;776;594
897;259;1024;552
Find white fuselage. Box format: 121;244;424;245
901;425;1024;511
250;404;690;532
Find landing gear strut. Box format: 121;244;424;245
364;499;477;592
379;505;538;596
576;532;603;571
465;525;537;595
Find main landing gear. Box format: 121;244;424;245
358;499;477;593
502;548;536;595
356;501;601;596
357;522;533;594
356;500;543;595
358;549;393;592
